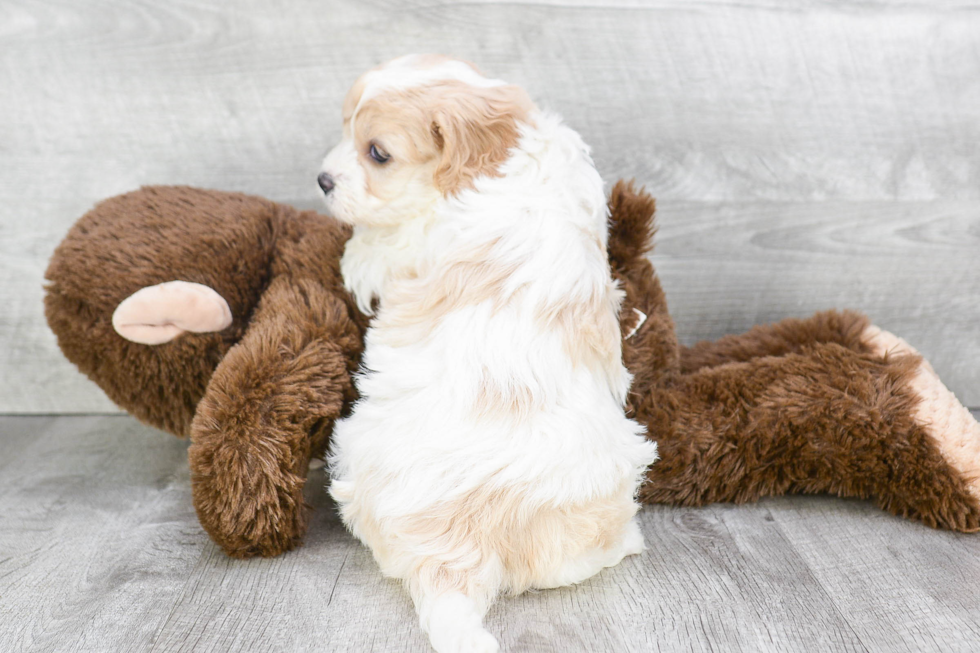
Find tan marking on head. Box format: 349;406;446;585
348;80;534;200
428;81;534;194
353;90;442;164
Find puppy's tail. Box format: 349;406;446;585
606;179;657;272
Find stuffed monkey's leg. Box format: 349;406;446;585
637;342;980;532
606;185;870;380
608;179;682;398
188;277;363;558
679;310;874;373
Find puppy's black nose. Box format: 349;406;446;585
317;172;335;194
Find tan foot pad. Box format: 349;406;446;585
863;325;980;502
112;280;233;345
861;323;937;376
910;364;980;502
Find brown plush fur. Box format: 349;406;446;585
46;187;368;557
609;181;980;532
44;182;980;560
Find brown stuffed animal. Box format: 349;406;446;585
608;188;980;531
45;186;368;557
44;183;980;559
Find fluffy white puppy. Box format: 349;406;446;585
319;54;658;653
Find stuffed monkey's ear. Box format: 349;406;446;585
112;280;232;345
430;84;534;195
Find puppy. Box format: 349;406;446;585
318;55;658;653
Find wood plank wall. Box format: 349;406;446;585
1;0;977;411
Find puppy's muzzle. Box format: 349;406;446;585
317;172;335;195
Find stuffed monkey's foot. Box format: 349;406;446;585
862;325;980;507
861;325;937;377
113;280;232;344
908;365;980;506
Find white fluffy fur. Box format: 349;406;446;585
321;56;658;653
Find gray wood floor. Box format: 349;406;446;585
3;414;980;653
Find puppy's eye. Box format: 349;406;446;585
369;143;391;164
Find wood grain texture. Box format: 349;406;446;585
0;416;201;652
1;0;978;411
2;415;980;652
654;200;980;405
771;496;980;651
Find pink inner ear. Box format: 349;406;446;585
112;281;233;345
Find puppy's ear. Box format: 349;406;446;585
430;84;533;195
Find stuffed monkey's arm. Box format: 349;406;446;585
112;280;233;345
638;341;980;532
187;276;362;558
678;309;875;374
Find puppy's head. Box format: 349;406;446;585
318;55;534;226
